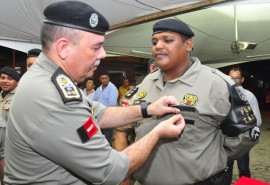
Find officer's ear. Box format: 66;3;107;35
56;37;70;60
241;76;245;84
185;39;193;52
149;64;155;73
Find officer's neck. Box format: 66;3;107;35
163;59;192;82
1;90;10;98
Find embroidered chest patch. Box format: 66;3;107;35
52;67;82;103
180;93;198;107
137;91;147;99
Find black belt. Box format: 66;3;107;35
194;166;231;185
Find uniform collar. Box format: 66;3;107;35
0;87;16;99
149;57;201;88
36;53;59;74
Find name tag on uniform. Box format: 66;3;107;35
77;117;98;143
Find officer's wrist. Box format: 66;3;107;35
141;102;152;118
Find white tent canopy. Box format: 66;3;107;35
105;1;270;68
1;0;270;68
0;0;224;43
0;40;41;53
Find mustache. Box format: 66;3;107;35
90;60;100;69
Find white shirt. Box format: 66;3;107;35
83;89;95;101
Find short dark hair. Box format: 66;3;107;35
148;59;158;73
229;66;243;77
41;24;82;53
85;78;94;84
99;71;109;77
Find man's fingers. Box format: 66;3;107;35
168;114;182;124
164;107;180;114
163;96;179;106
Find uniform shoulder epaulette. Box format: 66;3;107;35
51;67;82;104
125;85;140;99
211;68;236;86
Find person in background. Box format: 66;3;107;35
115;59;158;151
26;48;42;70
118;78;133;102
227;67;262;182
93;71;118;146
114;59;158;185
0;67;20;185
83;78;96;101
4;2;185;184
94;71;118;106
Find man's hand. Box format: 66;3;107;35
147;96;180;116
122;113;185;178
154;114;185;139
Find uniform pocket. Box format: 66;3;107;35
165;111;199;148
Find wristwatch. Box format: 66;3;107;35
141;102;151;118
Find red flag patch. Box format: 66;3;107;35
77;117;98;143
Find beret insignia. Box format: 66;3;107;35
89;13;98;28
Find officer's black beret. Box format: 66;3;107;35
153;19;194;38
1;67;20;81
27;48;42;58
43;1;109;35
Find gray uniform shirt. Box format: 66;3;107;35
4;53;129;185
134;58;258;185
0;89;16;127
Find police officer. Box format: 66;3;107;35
0;67;20;185
4;2;185;185
133;19;260;185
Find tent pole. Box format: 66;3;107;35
234;5;238;42
110;0;231;30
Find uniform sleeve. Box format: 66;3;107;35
224;130;259;160
209;77;259;160
29;104;130;185
222;90;260;160
249;93;262;127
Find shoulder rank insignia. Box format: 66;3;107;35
125;86;139;99
180;93;198;107
137;91;147;99
51;67;82;104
